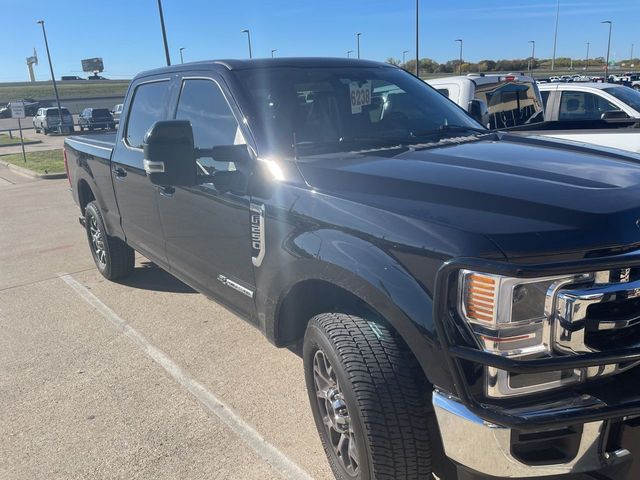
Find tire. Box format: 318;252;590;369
43;127;48;135
84;201;135;280
303;313;433;480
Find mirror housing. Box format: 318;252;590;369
468;99;490;128
601;110;630;120
143;120;197;186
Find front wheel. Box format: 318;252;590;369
85;201;135;280
303;313;433;480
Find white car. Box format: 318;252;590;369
32;107;74;134
538;82;640;120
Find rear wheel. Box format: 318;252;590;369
303;313;433;480
85;201;135;280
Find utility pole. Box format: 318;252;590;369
455;39;463;75
179;47;185;64
528;40;536;72
241;29;252;59
356;33;361;59
415;0;419;77
403;50;409;65
585;42;590;71
631;44;635;65
602;21;612;80
36;20;63;133
551;0;560;71
157;0;171;66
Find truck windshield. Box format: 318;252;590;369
473;80;544;129
603;87;640;114
233;66;483;156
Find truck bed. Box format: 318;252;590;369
65;132;117;159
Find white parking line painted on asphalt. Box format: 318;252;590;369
58;273;315;480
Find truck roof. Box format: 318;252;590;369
136;57;394;79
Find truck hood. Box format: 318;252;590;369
295;135;640;263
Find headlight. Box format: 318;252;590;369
459;270;590;398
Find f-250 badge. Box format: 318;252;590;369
250;203;265;267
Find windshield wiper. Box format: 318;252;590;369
411;124;489;137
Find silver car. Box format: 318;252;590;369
33;107;74;134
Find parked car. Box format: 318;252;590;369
110;103;123;123
61;75;85;81
426;73;544;128
65;58;640;480
87;75;108;80
78;108;115;131
538;82;640;120
32;107;74;134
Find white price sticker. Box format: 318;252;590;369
349;81;372;114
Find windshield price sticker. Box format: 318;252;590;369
349;81;372;114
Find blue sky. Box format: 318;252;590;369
1;0;638;81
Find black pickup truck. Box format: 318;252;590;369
64;58;640;480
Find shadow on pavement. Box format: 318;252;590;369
116;261;196;294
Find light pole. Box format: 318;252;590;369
415;0;420;77
551;0;560;71
156;0;171;66
36;20;63;133
356;33;361;59
179;47;185;64
241;29;252;59
455;39;463;74
347;50;353;58
271;49;277;58
403;50;409;65
602;20;612;80
585;42;590;71
631;44;635;65
528;40;536;72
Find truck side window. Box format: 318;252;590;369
175;79;244;175
125;80;170;148
540;90;550;108
558;91;618;121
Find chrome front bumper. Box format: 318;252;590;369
433;391;630;478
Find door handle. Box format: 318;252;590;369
112;166;127;179
157;185;175;198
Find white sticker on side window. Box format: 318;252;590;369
349;81;372;114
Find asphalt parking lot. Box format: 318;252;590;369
0;165;624;480
0;167;333;480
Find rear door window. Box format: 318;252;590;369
125;80;171;148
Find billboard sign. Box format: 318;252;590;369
81;57;104;73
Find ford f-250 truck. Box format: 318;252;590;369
64;58;640;480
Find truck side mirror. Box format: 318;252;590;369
143;120;197;186
468;99;490;128
601;110;629;120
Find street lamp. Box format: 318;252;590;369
271;49;277;58
179;47;185;64
551;0;560;71
347;50;353;58
528;40;536;72
415;0;420;77
455;39;463;74
241;29;252;59
356;33;361;59
631;44;635;65
602;20;612;80
585;42;590;71
36;20;63;133
156;0;171;66
403;50;409;65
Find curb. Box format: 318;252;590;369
0;160;66;180
0;140;42;148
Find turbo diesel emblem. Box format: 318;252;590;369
250;203;265;267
